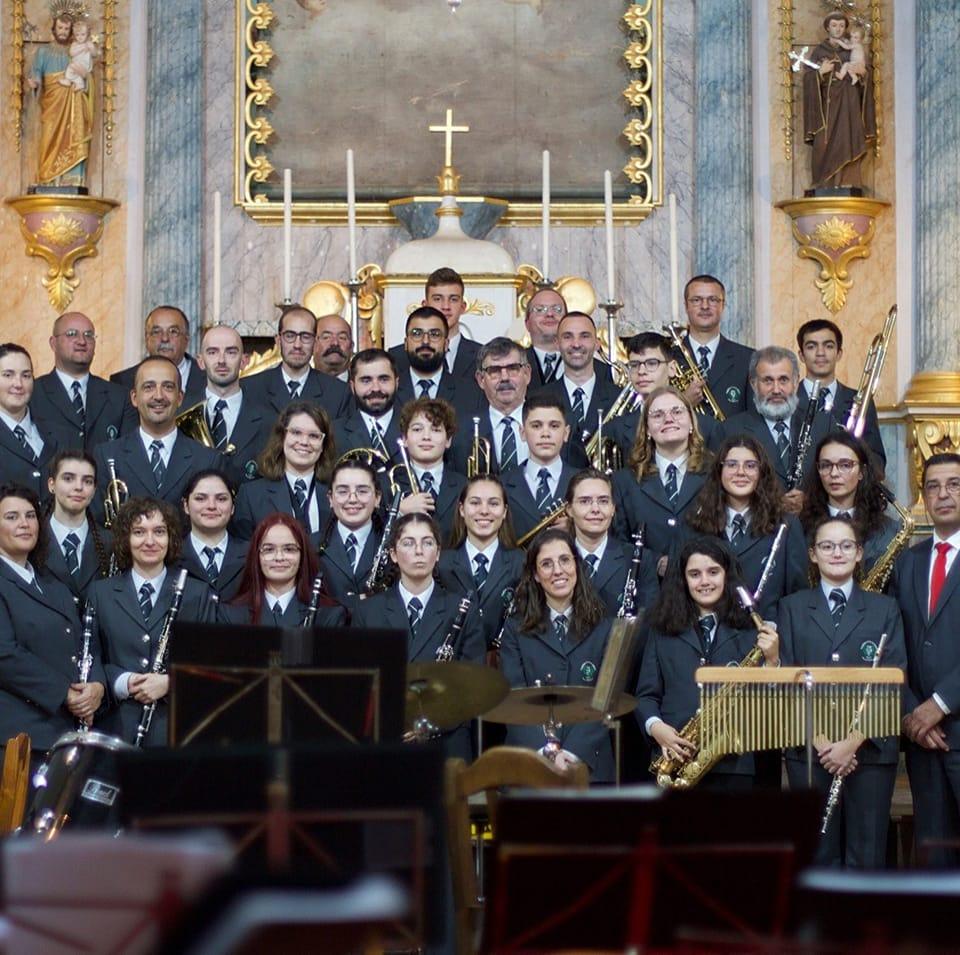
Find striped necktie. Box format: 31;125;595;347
149;439;166;488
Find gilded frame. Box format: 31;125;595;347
234;0;663;226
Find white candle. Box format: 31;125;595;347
541;149;550;281
604;170;615;302
347;148;358;278
212;190;221;325
669;192;680;324
282;168;292;302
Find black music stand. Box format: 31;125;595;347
167;623;407;747
118;744;446;950
484;787;821;952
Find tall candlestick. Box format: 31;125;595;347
604;170;615;302
347;148;358;278
541;149;550;281
212;190;221;325
282;168;292;302
669;192;680;324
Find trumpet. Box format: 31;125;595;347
394;438;421;494
662;322;726;421
516;500;568;548
103;458;128;529
467;417;492;478
584;385;642;472
845;305;897;439
176;401;236;455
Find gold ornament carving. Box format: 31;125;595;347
622;3;651;32
623;43;649;70
36;213;86;247
812;216;859;251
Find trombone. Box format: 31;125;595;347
467;417;492;478
390;437;421;496
662;322;726;421
845;305;897;439
103;457;128;529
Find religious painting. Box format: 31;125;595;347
237;0;662;224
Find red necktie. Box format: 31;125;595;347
929;541;952;616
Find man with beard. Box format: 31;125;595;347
31;311;136;450
196;325;273;484
394;306;478;414
534;312;623;467
93;357;223;526
111;306;206;407
242;305;350;417
449;337;530;476
312;314;353;382
718;346;832;513
333;348;404;467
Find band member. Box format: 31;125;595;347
30;311;135;451
352;513;485;760
92;356;223;524
0;343;62;501
778;516;906;868
240;305;350;417
0;483;106;756
499;529;615;781
800;433;899;581
440;475;523;651
636;537;779;790
500;394;577;543
318;457;384;610
334;349;403;466
44;449;113;604
566;468;659;618
893;452;960;866
223;512;345;627
232;401;336;540
179;469;247;602
612;386;711;570
686;435;807;620
393;397;466;541
86;497;216;746
195;324;273;485
312;313;354;382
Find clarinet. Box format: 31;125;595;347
435;597;471;663
786;380;821;491
134;568;188;748
302;571;324;628
618;525;646;618
487;588;517;668
820;632;890;834
76;605;95;732
364;486;402;595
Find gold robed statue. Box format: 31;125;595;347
26;0;97;189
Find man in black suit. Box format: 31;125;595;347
334;348;403;467
241;305;350;418
894;453;960;866
524;287;565;388
796;317;886;473
110;306;206;407
677;274;754;418
449;337;531;476
535;311;623;466
312;313;353;383
31;311;135;450
92;357;223;525
196;324;273;484
718;346;832;512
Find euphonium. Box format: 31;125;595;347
845;305;897;439
662;322;726;421
467;417;492;478
176;401;236;454
103;457;128;529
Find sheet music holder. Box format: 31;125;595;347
167;624;407;747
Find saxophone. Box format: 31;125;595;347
861;486;914;593
435;597;472;663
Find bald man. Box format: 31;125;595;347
197;324;273;484
31;311;136;450
312;313;353;381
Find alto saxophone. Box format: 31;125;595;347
435;597;472;663
861;487;914;593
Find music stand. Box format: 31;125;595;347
118;744;446;951
167;623;407;747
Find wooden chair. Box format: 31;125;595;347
0;733;32;835
444;746;589;955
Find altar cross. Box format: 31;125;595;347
429;108;470;168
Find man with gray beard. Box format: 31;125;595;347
717;346;833;513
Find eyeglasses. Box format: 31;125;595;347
814;539;859;555
259;543;301;557
407;328;445;342
395;537;439;551
482;362;526;377
280;330;316;344
573;496;613;508
686;295;723;306
147;326;184;339
332;486;375;501
536;554;575;572
721;459;760;472
530;304;565;315
286;427;325;445
817;459;859;475
627;358;665;372
923;478;960;496
56;329;96;341
648;406;688;423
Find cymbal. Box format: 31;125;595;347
405;661;510;731
483;686;637;726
